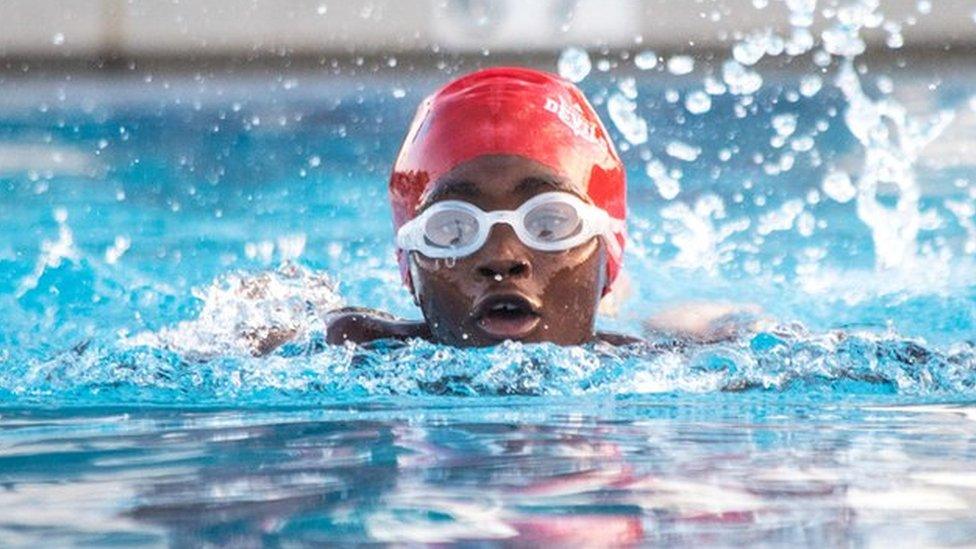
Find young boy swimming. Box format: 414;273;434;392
319;67;753;349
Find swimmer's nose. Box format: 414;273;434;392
474;225;532;281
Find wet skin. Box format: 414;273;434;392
326;154;638;347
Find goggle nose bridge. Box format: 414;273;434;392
481;210;524;233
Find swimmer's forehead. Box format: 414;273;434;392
419;156;589;210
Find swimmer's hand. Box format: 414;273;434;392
644;301;764;344
241;326;299;357
324;307;430;345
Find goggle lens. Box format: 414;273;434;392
423;209;480;249
523;201;583;242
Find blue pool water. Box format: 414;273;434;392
1;53;975;543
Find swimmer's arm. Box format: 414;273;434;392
595;331;645;346
324;307;431;345
643;301;764;344
242;326;300;356
243;308;427;356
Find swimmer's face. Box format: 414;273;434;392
408;154;606;347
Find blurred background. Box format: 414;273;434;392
1;0;974;66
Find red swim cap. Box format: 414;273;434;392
389;66;626;294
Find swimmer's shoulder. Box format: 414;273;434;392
325;307;430;345
595;331;645;346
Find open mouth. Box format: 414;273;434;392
473;293;542;340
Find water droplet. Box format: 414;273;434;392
646;160;680;199
704;76;727;95
666;141;702;162
606;93;648;145
786;0;816;27
493;274;503;282
790;136;815;152
666;55;695;75
822;170;856;203
785;28;815;56
308;155;321;167
799;75;822;97
876;75;894;94
821;26;866;57
813;50;832;67
733;33;767;66
884;21;905;49
684;90;712;115
772;113;798;137
634;50;658;70
722;60;762;95
797;211;816;237
557;47;591;83
617;77;638;100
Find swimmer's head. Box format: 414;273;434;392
389;67;626;346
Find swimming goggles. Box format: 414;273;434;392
396;191;623;259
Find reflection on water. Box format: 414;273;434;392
1;397;975;545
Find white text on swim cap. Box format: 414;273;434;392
543;97;598;144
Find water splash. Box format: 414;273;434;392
124;263;342;359
622;0;973;288
659;195;746;273
3;324;974;405
15;208;80;298
835;59;955;269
